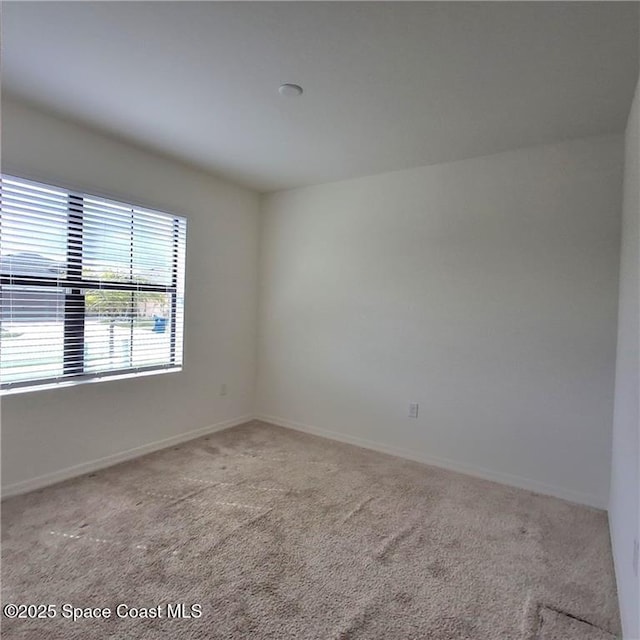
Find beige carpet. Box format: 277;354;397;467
1;420;620;639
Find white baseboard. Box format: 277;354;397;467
3;412;606;510
256;414;606;510
1;415;254;499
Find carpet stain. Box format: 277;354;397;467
201;445;221;456
426;559;449;579
392;591;414;606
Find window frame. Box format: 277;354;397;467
0;175;186;393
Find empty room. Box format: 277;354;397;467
1;2;639;639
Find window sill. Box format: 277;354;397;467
0;367;182;397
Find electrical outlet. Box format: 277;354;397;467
633;538;639;578
408;403;419;419
220;383;227;397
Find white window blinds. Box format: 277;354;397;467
0;175;187;391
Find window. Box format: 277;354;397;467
0;175;186;392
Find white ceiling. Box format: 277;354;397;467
2;2;638;193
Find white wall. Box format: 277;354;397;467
610;70;640;640
256;135;624;509
0;97;260;493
